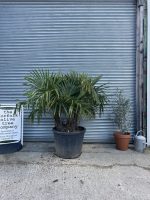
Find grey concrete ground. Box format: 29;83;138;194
0;143;150;200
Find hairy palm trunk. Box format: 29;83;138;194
54;114;78;132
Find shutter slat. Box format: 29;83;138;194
0;0;136;142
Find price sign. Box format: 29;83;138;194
0;105;23;144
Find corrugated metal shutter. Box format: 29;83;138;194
0;0;136;142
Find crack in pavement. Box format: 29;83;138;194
0;160;150;172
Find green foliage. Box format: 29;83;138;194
17;70;107;132
111;89;131;133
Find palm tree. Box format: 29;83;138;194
17;70;107;132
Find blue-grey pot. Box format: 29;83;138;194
53;126;85;159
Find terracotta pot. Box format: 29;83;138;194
114;131;131;151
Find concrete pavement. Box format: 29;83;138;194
0;143;150;200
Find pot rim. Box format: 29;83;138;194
114;132;131;139
114;131;130;135
53;126;86;135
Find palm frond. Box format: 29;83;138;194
17;69;107;131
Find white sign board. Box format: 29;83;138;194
0;105;23;144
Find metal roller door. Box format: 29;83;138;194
0;0;136;142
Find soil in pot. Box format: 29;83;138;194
53;126;86;159
114;132;131;151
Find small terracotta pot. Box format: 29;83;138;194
114;131;131;151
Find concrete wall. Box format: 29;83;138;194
147;0;150;146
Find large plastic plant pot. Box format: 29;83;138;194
0;141;22;154
53;126;85;159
